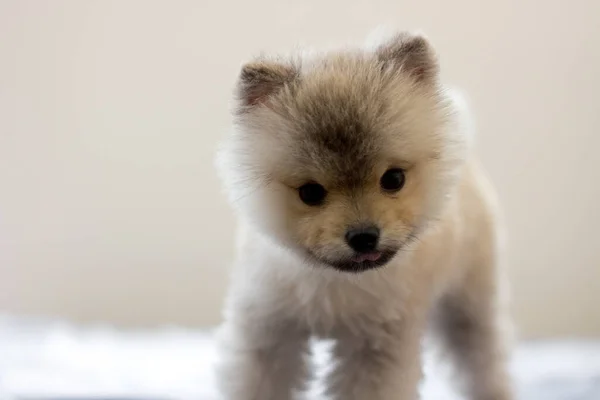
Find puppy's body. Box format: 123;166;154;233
216;32;512;400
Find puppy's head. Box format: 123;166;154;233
218;32;469;273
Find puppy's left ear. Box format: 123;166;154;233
376;32;438;84
236;60;298;110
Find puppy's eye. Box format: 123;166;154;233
380;168;406;192
298;183;327;206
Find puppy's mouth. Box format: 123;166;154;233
328;249;398;273
351;252;383;263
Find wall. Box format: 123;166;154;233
1;0;598;338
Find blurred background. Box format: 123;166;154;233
1;0;599;342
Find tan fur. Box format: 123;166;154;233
215;31;513;400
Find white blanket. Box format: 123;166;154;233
1;316;599;400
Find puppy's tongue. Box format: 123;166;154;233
352;252;381;263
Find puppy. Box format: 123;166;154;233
215;30;513;400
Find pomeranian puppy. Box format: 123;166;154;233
215;30;513;400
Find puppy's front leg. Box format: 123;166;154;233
216;316;310;400
325;321;424;400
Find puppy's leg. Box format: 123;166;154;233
434;263;513;400
216;316;310;400
325;321;424;400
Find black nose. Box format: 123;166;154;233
345;226;380;253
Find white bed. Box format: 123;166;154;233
1;315;599;400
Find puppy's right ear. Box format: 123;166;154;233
236;60;298;110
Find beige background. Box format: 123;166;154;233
1;0;598;338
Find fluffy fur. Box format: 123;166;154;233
215;31;513;400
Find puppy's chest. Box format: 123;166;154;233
286;273;407;335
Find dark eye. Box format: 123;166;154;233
380;168;406;192
298;183;327;206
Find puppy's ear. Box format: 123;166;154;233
376;32;438;83
236;60;298;109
